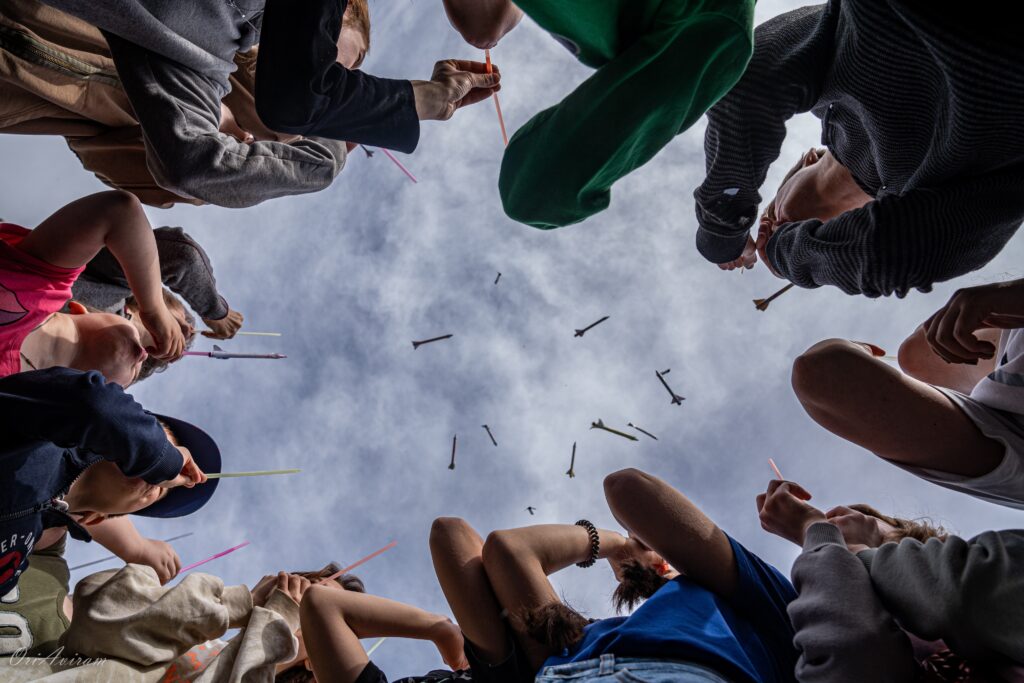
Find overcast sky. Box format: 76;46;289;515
2;0;1022;674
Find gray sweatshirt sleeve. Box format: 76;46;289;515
101;32;348;208
693;4;836;264
78;227;229;320
858;530;1024;663
789;523;917;683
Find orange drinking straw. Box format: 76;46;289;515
319;541;398;584
768;458;784;480
485;50;509;146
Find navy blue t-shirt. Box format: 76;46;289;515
543;536;798;683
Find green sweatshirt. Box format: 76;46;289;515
499;0;754;229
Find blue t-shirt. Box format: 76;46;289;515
543;537;798;683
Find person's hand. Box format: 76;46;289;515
430;618;470;671
717;235;757;271
202;309;244;340
138;301;186;361
251;574;278;607
413;60;500;121
923;279;1024;364
755;215;782;278
156;446;207;489
825;506;886;551
756;480;825;546
441;0;523;49
131;538;181;584
220;103;254;144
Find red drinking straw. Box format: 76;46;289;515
381;148;418;184
319;541;398;584
485;50;509;146
180;541;251;573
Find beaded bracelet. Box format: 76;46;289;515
575;519;600;568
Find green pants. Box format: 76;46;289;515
499;0;754;229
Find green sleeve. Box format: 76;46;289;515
499;9;752;229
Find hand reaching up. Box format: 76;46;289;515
756;480;825;546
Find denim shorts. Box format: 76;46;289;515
535;655;732;683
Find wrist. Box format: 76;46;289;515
798;512;828;544
596;530;626;560
412;81;440;120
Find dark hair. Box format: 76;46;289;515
516;602;592;654
125;290;196;382
274;563;365;683
848;504;948;543
611;560;669;613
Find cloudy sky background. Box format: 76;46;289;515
2;0;1023;673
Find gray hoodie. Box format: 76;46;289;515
38;0;347;208
789;522;1024;682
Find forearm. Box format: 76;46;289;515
101;195;163;311
0;369;180;483
604;469;737;598
485;524;619;576
897;325;995;393
88;516;146;560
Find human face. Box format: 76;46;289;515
770;149;873;225
69;311;148;386
336;23;367;69
64;461;169;519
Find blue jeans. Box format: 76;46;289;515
535;655;732;683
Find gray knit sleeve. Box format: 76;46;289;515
766;172;1024;297
693;4;836;264
858;530;1024;662
151;227;229;321
789;522;917;683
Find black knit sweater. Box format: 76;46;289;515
693;2;1024;297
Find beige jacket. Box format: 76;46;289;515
0;0;346;208
0;564;300;682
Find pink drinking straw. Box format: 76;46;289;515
768;458;784;480
484;50;509;146
180;541;251;573
381;149;418;184
319;541;397;584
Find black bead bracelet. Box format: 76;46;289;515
575;519;600;568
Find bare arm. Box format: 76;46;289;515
300;585;467;683
18;191;183;359
87;516;181;584
604;468;738;599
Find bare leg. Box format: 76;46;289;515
300;586;463;683
429;517;510;663
792;338;1004;477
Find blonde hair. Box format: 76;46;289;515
849;504;948;543
344;0;371;52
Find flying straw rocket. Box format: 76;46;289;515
184;345;286;360
753;283;795;311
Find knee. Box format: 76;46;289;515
299;583;337;619
791;338;863;406
430;517;470;545
481;529;518;571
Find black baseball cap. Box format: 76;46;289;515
134;415;221;518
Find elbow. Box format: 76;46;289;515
603;468;652;509
481;529;521;573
